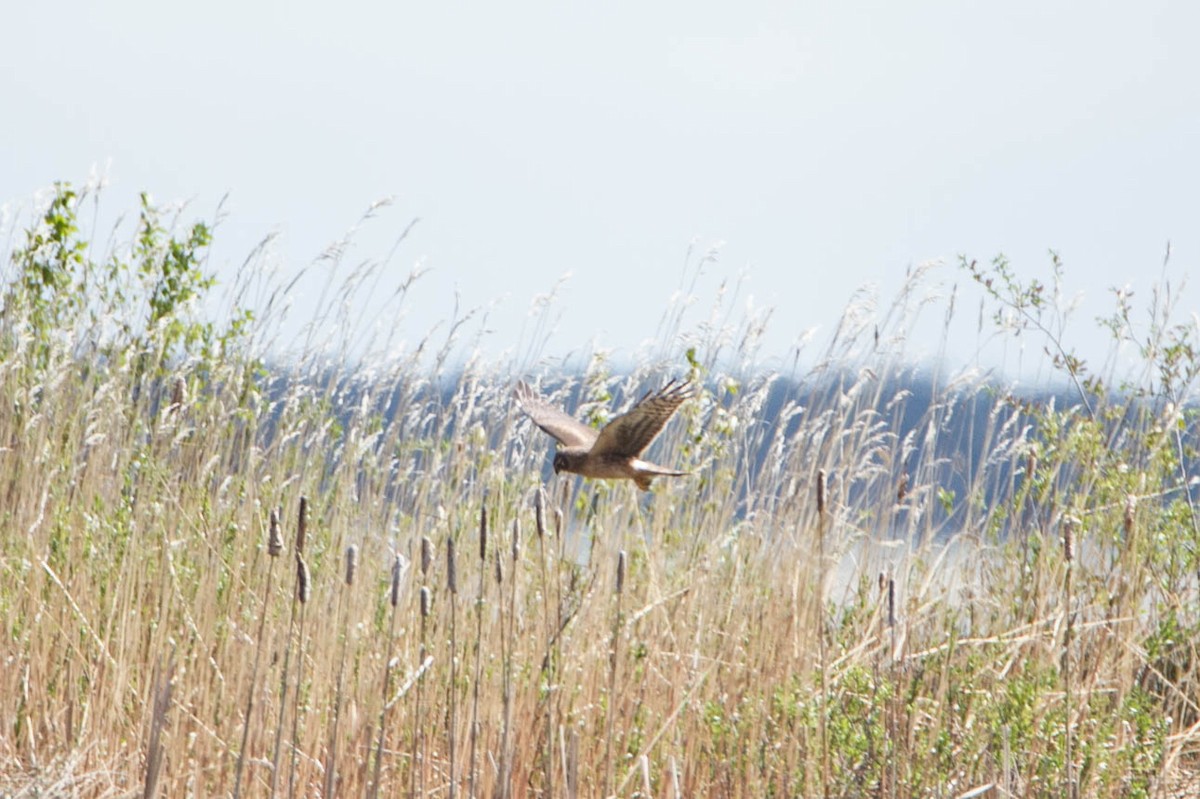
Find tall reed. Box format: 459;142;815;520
4;187;1199;797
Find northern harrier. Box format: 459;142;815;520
514;379;694;491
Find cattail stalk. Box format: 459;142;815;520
269;506;284;557
815;469;830;799
296;495;309;555
447;535;459;799
887;575;896;630
886;573;898;798
344;544;358;586
370;553;406;799
269;498;307;799
605;550;627;797
511;516;521;564
288;553;311;799
233;507;283;799
1063;515;1076;799
323;545;358;799
564;728;580;799
535;487;546;540
497;517;520;799
468;506;487;799
142;653;175;799
169;375;186;412
414;581;431;799
412;521;436;799
537;491;558;799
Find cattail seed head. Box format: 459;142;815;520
816;469;826;517
447;537;458;595
896;474;909;504
420;586;431;618
296;555;311;604
421;536;433;576
1124;494;1136;537
1062;516;1076;562
296;495;309;555
479;505;488;562
170;376;186;410
494;551;503;585
390;554;402;608
616;550;626;595
344;544;358;586
534;489;546;539
553;508;563;539
511;518;520;563
887;576;896;627
268;506;283;557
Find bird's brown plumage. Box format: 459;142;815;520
514;379;694;491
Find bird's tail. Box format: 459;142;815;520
634;461;690;492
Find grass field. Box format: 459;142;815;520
2;184;1199;797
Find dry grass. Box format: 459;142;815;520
2;186;1199;797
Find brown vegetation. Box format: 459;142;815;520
1;185;1199;797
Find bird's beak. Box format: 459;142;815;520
553;461;561;475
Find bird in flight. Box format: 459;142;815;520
514;379;695;491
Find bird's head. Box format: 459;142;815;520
553;452;568;474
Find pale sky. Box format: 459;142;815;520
4;1;1199;376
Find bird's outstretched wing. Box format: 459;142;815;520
514;381;599;448
591;380;693;458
